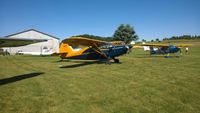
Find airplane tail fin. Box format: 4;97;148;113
51;43;73;57
59;43;73;53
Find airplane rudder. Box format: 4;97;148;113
60;43;72;53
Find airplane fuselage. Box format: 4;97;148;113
63;45;129;60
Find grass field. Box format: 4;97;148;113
0;43;200;113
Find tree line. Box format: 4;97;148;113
74;25;199;42
73;34;114;41
163;35;200;40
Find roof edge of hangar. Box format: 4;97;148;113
4;29;60;40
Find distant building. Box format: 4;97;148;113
3;29;60;55
130;40;135;45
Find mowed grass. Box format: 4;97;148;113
0;43;200;113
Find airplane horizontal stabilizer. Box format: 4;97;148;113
51;52;68;56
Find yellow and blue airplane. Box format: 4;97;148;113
141;43;192;57
53;37;132;64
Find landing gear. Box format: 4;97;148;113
113;58;119;63
105;57;119;64
114;59;119;63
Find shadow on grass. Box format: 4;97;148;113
134;55;181;58
53;59;71;62
60;61;104;68
0;72;44;86
134;55;164;58
59;60;122;68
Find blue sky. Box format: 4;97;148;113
0;0;199;41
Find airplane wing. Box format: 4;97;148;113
62;37;109;47
141;43;169;47
62;37;109;58
0;38;47;47
175;44;192;47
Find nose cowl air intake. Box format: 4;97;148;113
125;45;132;54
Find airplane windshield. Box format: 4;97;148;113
100;43;113;49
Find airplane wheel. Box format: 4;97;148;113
114;59;119;63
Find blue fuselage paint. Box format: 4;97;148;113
66;45;129;60
168;46;180;53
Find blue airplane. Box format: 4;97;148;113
142;43;191;57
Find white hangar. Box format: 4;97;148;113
3;29;60;55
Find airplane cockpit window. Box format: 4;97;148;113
100;43;113;49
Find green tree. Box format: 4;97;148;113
142;39;146;42
155;38;160;42
113;24;138;44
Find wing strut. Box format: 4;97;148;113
92;42;108;58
